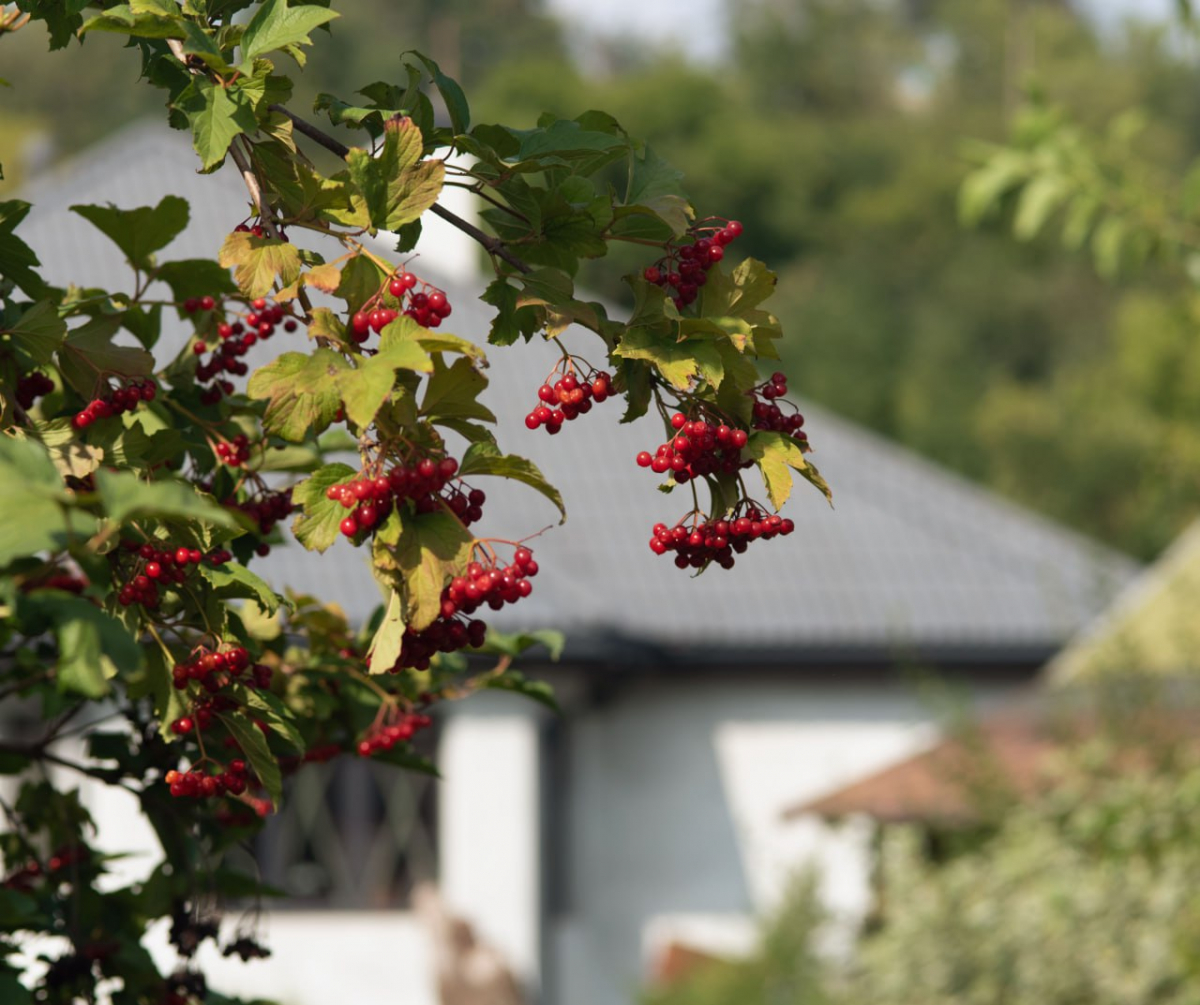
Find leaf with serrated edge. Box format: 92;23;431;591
239;689;304;752
459;441;565;523
421;355;495;423
246;349;346;441
3;301;66;365
394;512;473;631
70;196;189;270
291;462;357;553
614;327;723;392
239;0;339;70
219;231;302;299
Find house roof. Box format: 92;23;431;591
783;707;1056;825
11;121;1141;663
1043;519;1200;685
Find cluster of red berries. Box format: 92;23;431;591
750;372;808;444
356;712;433;756
384;548;538;671
225;487;294;540
114;541;231;609
193;298;295;404
637;412;750;484
233;219;289;242
164;759;248;799
20;570;88;595
16;371;54;410
327;456;485;539
169;645;270;695
2;845;88;893
350;271;453;343
524;368;612;434
642;219;743;312
649;508;796;570
215;434;251;467
71;379;157;430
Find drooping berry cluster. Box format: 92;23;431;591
327;456;487;540
356;712;433;756
71;378;157;430
113;541;231;609
642;218;743;312
193;297;295;404
224;487;294;542
164;759;248;798
649;508;795;571
350;270;453;343
636;412;750;484
214;434;251;467
379;547;538;672
524;367;612;434
169;645;271;695
16;371;54;411
750;371;807;444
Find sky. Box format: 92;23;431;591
543;0;1179;62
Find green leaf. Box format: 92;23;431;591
0;437;75;567
247;349;347;441
1013;174;1070;241
183;78;258;171
476;628;565;661
80;4;187;39
155;258;239;311
409;51;470;135
239;688;304;752
480;669;559;712
481;276;541;346
377;315;437;369
291;462;357;553
366;589;405;674
198;562;285;616
0;200;48;298
56;316;154;397
95;469;246;531
344;117;445;233
2;300;66;365
614;327;723;392
625;144;692;236
70;197;189;270
238;0;339;70
420;355;495;424
332;353;401;430
459;441;565;523
335;253;389;313
394;511;473;631
19;592;141;698
218;712;282;808
744;431;831;510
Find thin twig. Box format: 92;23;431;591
268;104;533;274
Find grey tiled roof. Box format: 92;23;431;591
11;122;1141;660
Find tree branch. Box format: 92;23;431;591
268;104;533;275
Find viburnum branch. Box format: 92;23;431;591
267;103;533;274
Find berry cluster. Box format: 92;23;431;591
164;759;248;798
350;270;453;343
524;367;612;434
114;541;231;609
380;547;538;672
224;487;294;541
233;218;289;242
71;379;157;430
215;434;251;467
750;371;808;444
16;371;54;411
2;845;88;893
327;456;487;540
193;297;295;404
636;412;750;484
169;645;271;695
643;218;743;312
649;508;795;570
356;712;433;756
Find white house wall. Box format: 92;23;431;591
547;674;1016;1005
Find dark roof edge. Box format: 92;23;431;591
527;630;1056;675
